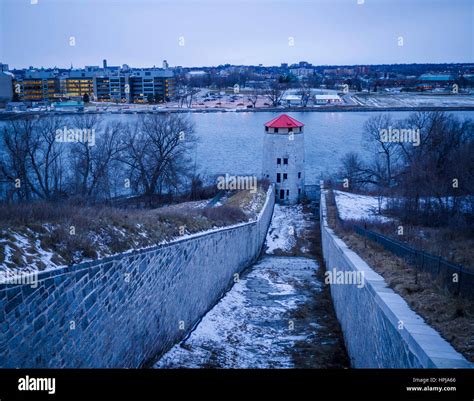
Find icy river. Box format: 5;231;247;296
154;204;349;368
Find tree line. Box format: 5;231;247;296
338;112;474;227
0;114;198;205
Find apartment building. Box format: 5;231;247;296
15;71;60;101
60;70;95;99
93;69;174;103
93;74;130;102
129;69;174;103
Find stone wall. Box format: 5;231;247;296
0;187;274;368
319;187;472;368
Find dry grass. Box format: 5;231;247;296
325;191;474;363
355;219;474;272
0;187;266;273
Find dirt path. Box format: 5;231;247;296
154;202;349;368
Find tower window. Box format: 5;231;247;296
277;158;281;165
283;158;288;165
298;188;301;195
277;173;281;183
286;190;289;196
283;173;287;180
279;189;284;200
298;172;301;179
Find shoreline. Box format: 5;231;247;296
1;105;474;119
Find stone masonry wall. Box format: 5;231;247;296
319;186;472;368
0;187;274;368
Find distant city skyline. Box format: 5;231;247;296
0;0;473;69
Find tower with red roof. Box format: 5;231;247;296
262;114;305;204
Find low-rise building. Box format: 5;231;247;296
281;94;302;106
314;94;342;104
51;100;84;111
6;102;27;111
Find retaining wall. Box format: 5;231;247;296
319;187;472;368
0;187;274;368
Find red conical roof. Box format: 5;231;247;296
264;114;304;128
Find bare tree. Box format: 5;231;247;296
69;114;101;197
120;114;197;200
297;79;312;107
363;114;399;187
0;116;70;201
338;152;373;190
339;111;474;227
0;119;34;201
69;117;124;200
265;81;286;107
247;84;263;108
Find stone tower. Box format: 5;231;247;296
262;114;305;204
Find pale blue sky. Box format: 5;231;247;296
0;0;472;69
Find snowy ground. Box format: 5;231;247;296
265;205;313;254
154;256;321;368
353;93;474;108
333;190;393;223
154;203;347;368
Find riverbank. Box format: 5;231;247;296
2;105;474;119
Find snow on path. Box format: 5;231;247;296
154;256;320;368
265;205;311;254
155;204;331;369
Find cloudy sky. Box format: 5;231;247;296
0;0;472;69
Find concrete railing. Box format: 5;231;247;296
319;184;472;368
0;186;275;368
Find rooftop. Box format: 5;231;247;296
264;114;304;128
419;73;455;81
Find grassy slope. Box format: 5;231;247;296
0;187;267;274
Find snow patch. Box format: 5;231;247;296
334;190;394;223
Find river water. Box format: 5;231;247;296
1;110;472;185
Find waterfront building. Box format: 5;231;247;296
51;100;84;111
315;94;342;104
93;74;130;102
61;70;94;99
129;69;174;103
16;70;60;101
